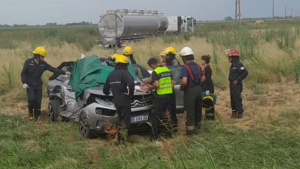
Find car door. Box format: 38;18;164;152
133;64;151;82
169;65;184;113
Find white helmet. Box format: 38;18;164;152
180;47;194;56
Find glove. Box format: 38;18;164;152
22;83;29;89
65;71;71;75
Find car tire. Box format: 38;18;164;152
61;117;70;122
79;112;95;139
48;100;60;122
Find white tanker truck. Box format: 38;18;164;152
97;9;196;47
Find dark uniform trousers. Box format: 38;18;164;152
184;85;202;131
151;96;171;139
114;95;131;129
230;82;243;114
170;91;177;124
26;85;43;118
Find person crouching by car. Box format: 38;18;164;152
144;57;174;140
103;55;135;142
179;47;203;135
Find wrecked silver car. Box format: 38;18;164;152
47;58;153;138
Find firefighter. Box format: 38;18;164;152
226;48;248;118
200;55;215;120
109;54;119;61
21;46;69;122
146;57;174;140
164;47;181;66
103;55;135;140
160;51;167;66
164;47;179;130
179;47;203;135
123;46;137;64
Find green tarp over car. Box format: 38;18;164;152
68;55;136;100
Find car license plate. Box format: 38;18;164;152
131;114;148;123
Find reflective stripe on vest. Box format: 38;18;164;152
153;67;173;95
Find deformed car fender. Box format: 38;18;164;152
83;102;120;133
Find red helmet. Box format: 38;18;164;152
225;48;240;57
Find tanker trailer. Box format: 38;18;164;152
98;9;169;47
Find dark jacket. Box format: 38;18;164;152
166;56;181;66
128;55;137;64
21;57;66;87
202;65;214;93
103;64;135;104
229;58;248;82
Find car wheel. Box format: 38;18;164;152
79;112;95;139
48;100;60;122
61;117;70;122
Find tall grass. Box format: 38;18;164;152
0;25;99;51
0;22;300;100
1;63;15;93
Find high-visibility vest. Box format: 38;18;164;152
153;66;173;95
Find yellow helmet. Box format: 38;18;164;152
160;51;167;57
164;47;177;55
111;54;120;60
115;55;129;64
33;46;47;57
123;46;133;56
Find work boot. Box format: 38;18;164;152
34;109;41;123
117;129;129;145
186;126;196;135
186;129;196;136
28;108;34;120
35;116;41;124
150;135;160;141
172;121;178;133
237;113;243;119
231;111;238;118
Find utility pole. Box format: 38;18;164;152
272;0;275;21
285;5;287;18
292;7;293;18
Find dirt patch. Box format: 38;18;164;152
214;82;300;130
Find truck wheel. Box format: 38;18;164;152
79;112;95;139
48;100;60;122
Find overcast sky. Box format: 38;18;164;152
0;0;300;25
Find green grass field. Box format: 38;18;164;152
1;20;300;168
1;110;300;169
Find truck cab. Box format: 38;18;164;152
166;16;195;33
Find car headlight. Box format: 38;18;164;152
95;97;115;108
95;108;117;116
95;108;103;115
